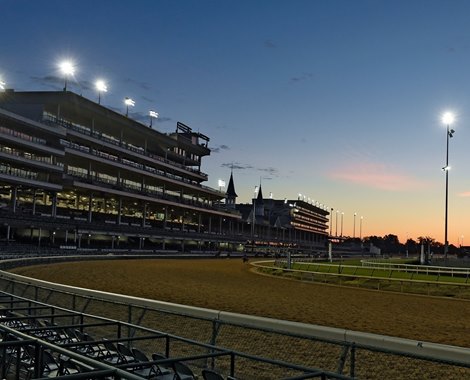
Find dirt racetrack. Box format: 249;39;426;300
10;258;470;348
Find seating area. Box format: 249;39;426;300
0;301;233;379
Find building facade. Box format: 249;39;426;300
0;90;241;251
0;89;330;254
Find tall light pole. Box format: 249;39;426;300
353;212;357;238
335;210;339;237
442;111;455;260
124;97;135;117
251;186;258;254
329;207;333;236
360;216;363;240
95;80;107;104
340;212;344;237
149;110;159;127
59;61;75;91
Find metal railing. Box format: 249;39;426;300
1;255;470;379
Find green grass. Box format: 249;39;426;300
263;260;470;299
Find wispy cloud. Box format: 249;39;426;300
30;75;93;92
264;39;276;48
290;72;313;83
258;166;278;177
220;162;279;178
458;191;470;197
123;77;150;91
211;145;230;153
221;162;253;170
329;162;426;191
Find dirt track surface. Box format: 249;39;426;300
11;258;470;347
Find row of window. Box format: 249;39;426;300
0;124;47;145
43;112;204;175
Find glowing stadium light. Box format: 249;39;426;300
149;110;159;127
442;112;455;126
95;80;107;104
0;80;5;91
59;60;75;91
441;110;456;259
124;97;135;116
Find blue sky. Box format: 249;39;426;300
2;0;470;244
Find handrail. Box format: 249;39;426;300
360;259;470;277
1;255;470;367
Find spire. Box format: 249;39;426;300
226;171;237;197
225;170;237;209
256;183;264;204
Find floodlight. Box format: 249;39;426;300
442;112;455;125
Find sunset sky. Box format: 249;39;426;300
2;0;470;245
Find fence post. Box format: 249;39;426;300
128;304;133;345
350;343;356;378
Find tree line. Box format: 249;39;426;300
343;234;463;255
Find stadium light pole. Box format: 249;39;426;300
442;111;455;260
329;207;334;236
124;97;135;117
149;110;159;127
251;186;258;254
95;80;107;104
340;212;344;237
360;216;363;240
59;61;75;91
335;210;339;237
353;212;357;238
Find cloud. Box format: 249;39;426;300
141;95;155;103
264;39;276;48
290;72;313;83
458;191;470;197
30;75;93;92
30;75;63;89
211;145;230;153
123;77;150;91
257;166;278;177
329;162;426;191
221;162;253;170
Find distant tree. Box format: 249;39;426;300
383;234;401;253
417;236;436;245
405;238;418;255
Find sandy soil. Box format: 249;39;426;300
10;258;470;347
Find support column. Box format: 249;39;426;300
198;213;202;233
88;193;93;223
208;217;212;234
163;207;167;229
32;189;37;215
117;198;122;224
52;192;57;217
11;186;17;213
142;203;147;228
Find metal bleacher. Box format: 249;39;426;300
0;291;346;380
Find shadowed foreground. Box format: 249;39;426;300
10;259;470;348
